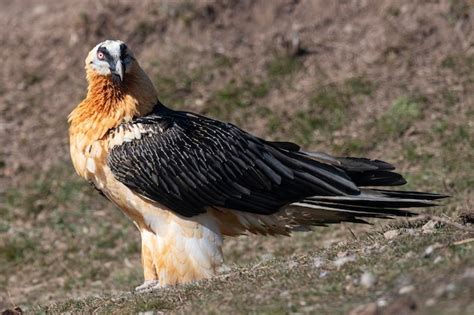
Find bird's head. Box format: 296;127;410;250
85;39;135;84
75;40;158;128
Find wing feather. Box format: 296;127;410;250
107;107;360;217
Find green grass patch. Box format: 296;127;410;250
0;232;38;263
440;52;474;79
447;0;472;23
214;53;235;68
290;77;373;146
267;55;303;78
375;96;422;137
4;167;90;219
205;80;270;121
154;68;206;106
291;85;349;145
332;138;368;156
441;89;460;106
152;58;210;106
344;76;373;96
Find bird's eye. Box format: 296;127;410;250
97;51;105;60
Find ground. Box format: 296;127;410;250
0;0;473;314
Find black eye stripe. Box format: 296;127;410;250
97;46;113;61
120;43;128;59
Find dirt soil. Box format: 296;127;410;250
0;0;473;314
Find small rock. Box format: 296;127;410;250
404;251;415;259
337;250;348;257
424;243;442;257
260;253;274;261
425;298;436;307
446;283;456;292
406;228;418;236
433;256;443;264
194;99;204;106
376;298;387;307
319;271;328;278
360;271;376;288
422;220;439;233
345;282;356;292
217;264;231;273
384;229;400;239
424;246;435;256
348;302;378;315
333;255;356;268
312;256;325;268
399;285;415;294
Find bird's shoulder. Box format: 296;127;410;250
106;105;250;151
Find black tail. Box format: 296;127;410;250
266;142;448;224
292;154;447;224
289;189;448;225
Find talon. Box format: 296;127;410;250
135;280;161;293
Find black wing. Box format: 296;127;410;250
107;106;363;217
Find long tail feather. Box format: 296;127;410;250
264;142;448;227
286;189;447;227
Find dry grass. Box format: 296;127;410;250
33;221;474;314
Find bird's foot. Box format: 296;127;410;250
135;280;161;293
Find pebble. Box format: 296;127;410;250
422;220;439;233
260;253;274;261
376;298;387;307
404;251;415;259
424;243;442;257
312;256;325;268
217;264;231;273
383;229;400;239
399;285;415;294
433;256;443;264
406;228;418;236
194;99;204;106
425;298;436;306
360;271;376;288
333;255;356;268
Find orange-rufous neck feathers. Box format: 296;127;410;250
68;62;158;142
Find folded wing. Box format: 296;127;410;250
107;106;446;222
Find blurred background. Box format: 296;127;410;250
0;0;473;313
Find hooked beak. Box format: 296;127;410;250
110;59;124;83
